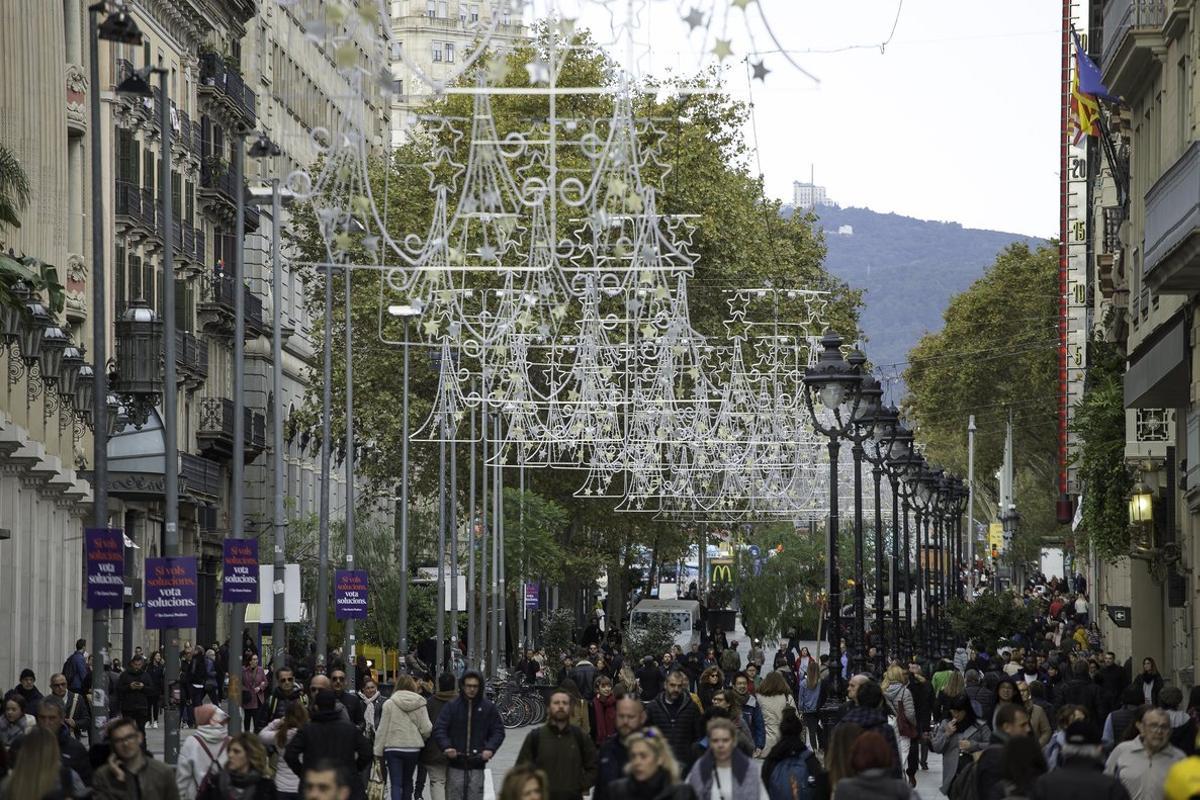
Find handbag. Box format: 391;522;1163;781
887;688;918;739
367;758;387;800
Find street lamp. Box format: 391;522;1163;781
58;343;85;403
387;302;423;660
37;325;69;388
1129;482;1154;526
0;281;30;345
801;330;863;689
861;400;897;658
18;298;51;368
847;372;882;670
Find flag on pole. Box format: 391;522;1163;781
1072;30;1119;103
1069;30;1113;145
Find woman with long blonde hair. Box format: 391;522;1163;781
0;726;79;799
607;728;696;800
261;694;308;797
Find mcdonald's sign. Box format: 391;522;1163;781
710;560;734;585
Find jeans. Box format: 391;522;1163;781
385;750;420;800
446;768;484;800
416;763;427;798
801;711;824;751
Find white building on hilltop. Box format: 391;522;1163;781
793;181;830;210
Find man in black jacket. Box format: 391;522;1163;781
432;670;505;800
1096;651;1130;719
596;695;646;800
285;689;372;797
46;673;90;740
116;654;155;732
645;669;703;773
1031;720;1128;799
330;668;366;729
975;702;1032;797
260;666;305;726
1055;659;1103;722
10;697;94;786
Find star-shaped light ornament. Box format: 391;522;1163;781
751;60;771;82
711;39;733;61
683;7;705;30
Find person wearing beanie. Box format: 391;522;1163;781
1031;720;1129;799
176;704;231;799
285;687;372;797
4;668;44;716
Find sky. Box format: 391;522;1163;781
561;0;1062;238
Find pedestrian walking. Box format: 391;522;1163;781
44;674;89;741
1030;720;1127;800
760;709;826;800
243;654;268;733
755;673;794;755
116;654;155;733
260;667;306;729
284;689;372;798
1017;681;1052;746
177;705;231;800
596;696;646;800
593;677;618;744
607;728;697;800
730;674;765;754
881;666;917;786
147;652;165;730
359;680;385;746
929;694;990;796
645;671;704;774
21;696;92;786
823;722;861;789
196;733;275;800
5;669;44;717
0;726;86;799
1105;707;1184;800
498;764;548;800
516;688;598;800
795;662;823;753
374;675;433;800
62;641;89;697
431;671;504;800
684;718;765;800
260;701;308;800
989;734;1046;800
418;673;458;800
973;702;1033;800
92;716;179;799
0;697;34;749
331;669;366;732
836;680;901;779
829;731;914;800
698;669;724;713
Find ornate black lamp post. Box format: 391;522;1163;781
881;419;914;656
848;374;882;668
862;400;898;657
801;331;863;688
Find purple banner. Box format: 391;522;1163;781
222;539;259;603
334;570;368;620
144;557;198;629
85;527;125;610
524;582;539;610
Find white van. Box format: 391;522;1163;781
628;599;702;652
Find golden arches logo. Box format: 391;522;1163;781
710;564;733;584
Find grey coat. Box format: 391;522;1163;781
930;719;991;795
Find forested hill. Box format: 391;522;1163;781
786;204;1046;394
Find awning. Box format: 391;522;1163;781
1125;313;1189;409
106;408;168;498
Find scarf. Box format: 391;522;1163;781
218;768;264;799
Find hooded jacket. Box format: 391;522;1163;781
420;689;458;766
284;707;372;792
374;689;433;755
175;721;230;800
431;671;505;768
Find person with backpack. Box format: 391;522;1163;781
62;640;89;697
176;704;230;800
515;688;598;800
761;709;828;800
931;695;991;797
606;727;697;800
954;702;1031;800
284;689;372;798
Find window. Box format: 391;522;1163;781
115;241;127;312
459;3;466;22
470;4;479;22
438;1;448;17
431;41;442;62
445;42;455;63
392;78;403;96
390;40;403;59
426;0;436;16
142;41;150;68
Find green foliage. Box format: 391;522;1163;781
540;607;577;661
945;590;1034;653
903;242;1063;560
502;488;570;584
0;144;31;235
624;612;679;665
1069;339;1133;560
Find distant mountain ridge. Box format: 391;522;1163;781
786;204;1046;395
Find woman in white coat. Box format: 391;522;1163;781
175;704;230;800
374;675;433;800
755;671;797;754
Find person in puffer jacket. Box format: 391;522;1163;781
375;675;433;800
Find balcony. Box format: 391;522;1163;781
1143;140;1200;294
1102;0;1166;98
198;270;265;337
176;329;209;383
198;52;256;127
197;397;266;462
179;452;222;499
200;156;238;208
114;179;143;232
141;186;158;237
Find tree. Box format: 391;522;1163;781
624;613;679;665
1069;339;1132;560
945;590;1034;654
0;144;30;235
903;242;1063;565
540;607;577;662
